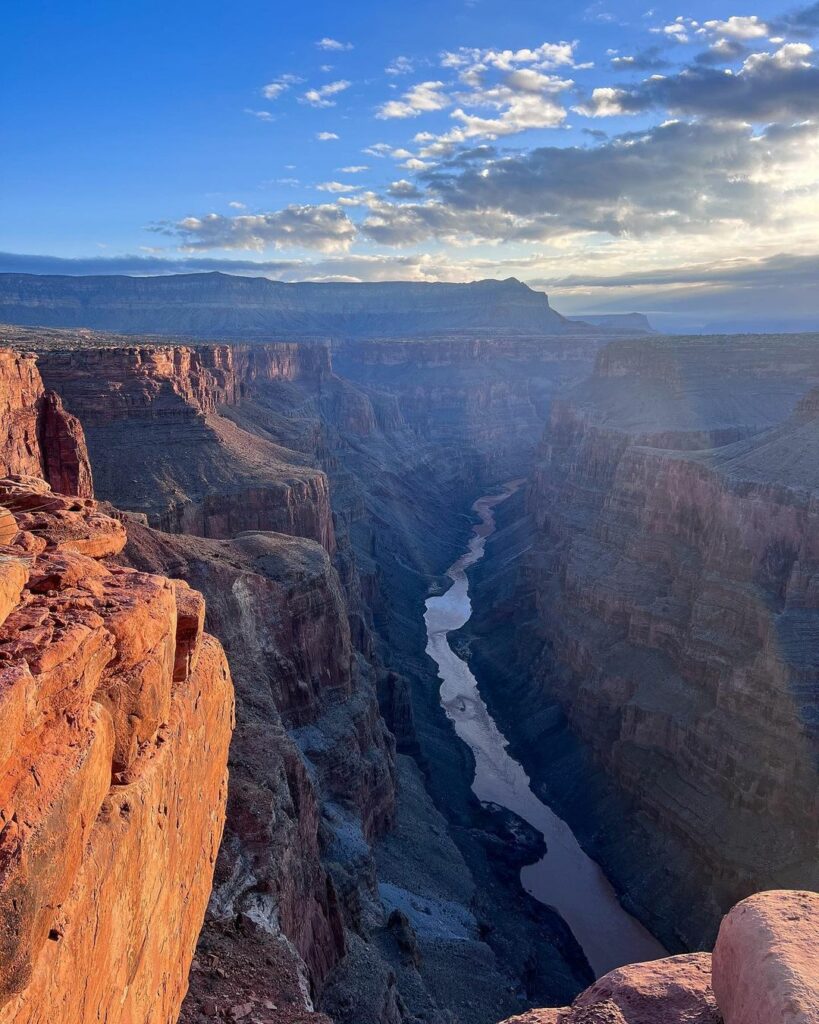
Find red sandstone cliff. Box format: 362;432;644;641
119;519;396;1022
0;477;233;1023
27;341;336;548
0;348;92;497
0;348;234;1024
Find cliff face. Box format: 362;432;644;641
512;337;819;946
28;341;335;549
119;522;395;1022
15;325;598;1022
335;333;601;478
0;348;92;497
0;478;233;1024
0;349;234;1024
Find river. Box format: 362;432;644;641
424;482;667;978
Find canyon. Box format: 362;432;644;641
0;278;816;1024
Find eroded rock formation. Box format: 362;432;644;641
0;348;92;497
0;346;233;1024
0;273;573;338
26;340;335;546
0;478;233;1023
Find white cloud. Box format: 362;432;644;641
387;179;420;196
386;56;414;75
339;165;369;173
316;181;363;193
742;41;813;72
374;43;575;151
376;81;449;118
701;15;769;39
574;86;630;117
316;131;340;140
228;201;246;209
245;109;275;121
302;80;351;108
663;21;691;42
262;74;302;100
159;204;357;252
316;37;353;51
441;41;577;73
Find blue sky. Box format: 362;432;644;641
2;0;818;323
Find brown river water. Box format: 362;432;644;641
424;482;667;978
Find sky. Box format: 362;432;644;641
2;0;819;328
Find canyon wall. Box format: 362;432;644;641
25;340;336;547
472;334;819;949
0;348;92;497
335;333;600;477
0;350;234;1024
0;482;233;1022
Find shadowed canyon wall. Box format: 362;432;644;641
465;333;819;951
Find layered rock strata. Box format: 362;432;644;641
494;336;819;947
0;273;574;338
27;340;335;546
19;325;599;1021
0;348;92;497
119;518;397;1022
0;477;233;1023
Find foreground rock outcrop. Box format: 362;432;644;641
501;890;819;1024
0;478;233;1023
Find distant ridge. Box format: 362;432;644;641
568;312;656;333
0;272;576;340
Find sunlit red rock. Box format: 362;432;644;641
0;480;234;1024
712;890;819;1024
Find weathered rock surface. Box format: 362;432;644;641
502;954;717;1023
712;890;819;1024
500;889;819;1024
23;339;335;546
335;333;601;478
119;520;396;1020
13;321;612;1021
0;479;233;1024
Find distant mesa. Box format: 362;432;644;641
567;312;656;333
0;272;584;340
